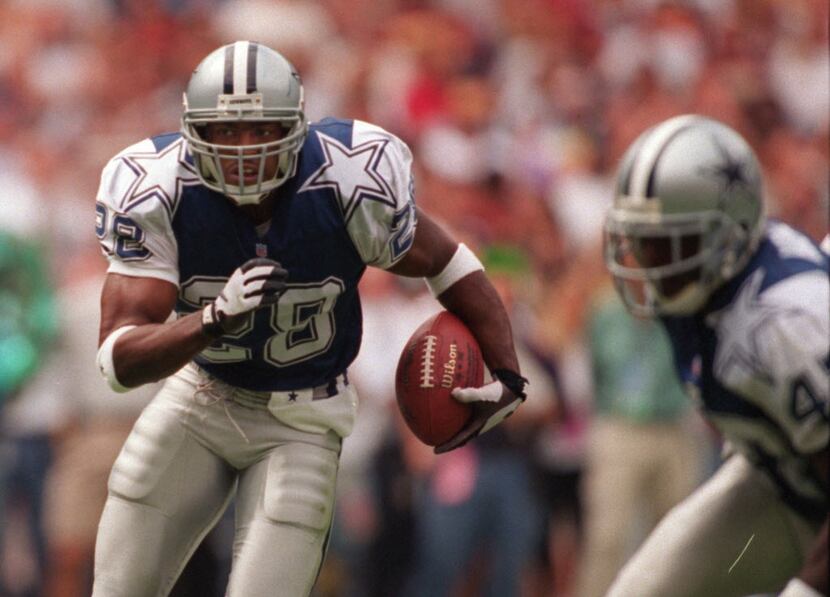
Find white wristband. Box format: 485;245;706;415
424;243;484;297
96;325;137;393
779;579;824;597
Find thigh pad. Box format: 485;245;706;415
262;443;339;531
107;401;187;504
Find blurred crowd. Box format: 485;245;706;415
0;0;827;596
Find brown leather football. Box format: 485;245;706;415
395;311;484;446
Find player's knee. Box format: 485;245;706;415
262;443;338;531
107;405;186;502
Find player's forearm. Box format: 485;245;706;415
438;271;521;374
112;311;214;388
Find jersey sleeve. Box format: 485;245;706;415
343;120;417;269
95;139;180;286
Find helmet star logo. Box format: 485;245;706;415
298;132;397;222
700;136;751;196
712;159;748;190
119;138;200;216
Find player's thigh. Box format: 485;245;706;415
93;393;236;597
228;441;340;597
608;454;808;597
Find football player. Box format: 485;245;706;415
92;42;526;597
603;114;828;597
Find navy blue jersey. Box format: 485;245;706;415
662;221;829;520
96;118;416;391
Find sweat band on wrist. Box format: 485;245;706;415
424;243;484;297
96;325;137;393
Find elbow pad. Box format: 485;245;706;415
96;325;137;393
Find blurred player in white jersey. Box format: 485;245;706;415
603;114;828;597
91;42;527;597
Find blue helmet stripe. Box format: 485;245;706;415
223;44;234;94
246;42;258;93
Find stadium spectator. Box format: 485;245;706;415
0;191;59;597
404;245;556;597
41;246;158;597
576;284;706;597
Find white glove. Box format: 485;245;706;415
452;380;521;434
434;369;528;454
202;258;288;337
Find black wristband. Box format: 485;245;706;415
492;368;528;400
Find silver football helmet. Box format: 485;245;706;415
604;114;766;316
181;41;308;205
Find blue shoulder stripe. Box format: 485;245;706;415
151;132;182;152
708;227;828;312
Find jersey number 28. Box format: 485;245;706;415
180;276;344;367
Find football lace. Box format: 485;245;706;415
419;335;437;388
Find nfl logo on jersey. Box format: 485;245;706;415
255;243;268;257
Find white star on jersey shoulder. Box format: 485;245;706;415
118;137;199;216
298;132;397;221
707;269;810;392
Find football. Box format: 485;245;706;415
395;311;485;446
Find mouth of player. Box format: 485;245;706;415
226;168;260;185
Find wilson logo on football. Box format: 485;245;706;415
441;343;457;388
419;335;437;388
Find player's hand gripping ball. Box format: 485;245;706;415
395;311;485;446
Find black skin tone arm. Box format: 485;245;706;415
101;207;521;390
387;209;521;376
98;274;210;388
98;194;279;388
389;209;523;453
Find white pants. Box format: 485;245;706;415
607;453;820;597
92;364;356;597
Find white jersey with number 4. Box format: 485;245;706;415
662;220;829;521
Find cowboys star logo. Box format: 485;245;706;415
298;132;397;222
118;137;200;216
699;134;754;204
